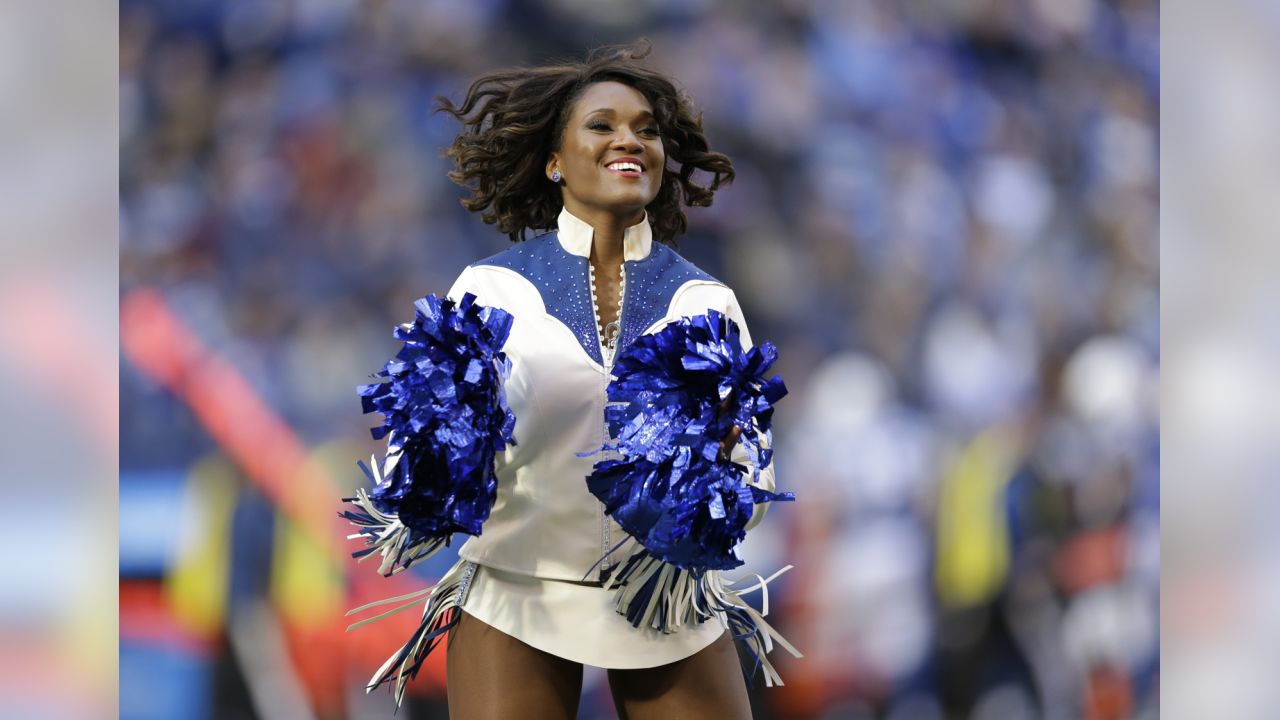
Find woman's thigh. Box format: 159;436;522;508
607;630;751;720
446;610;583;720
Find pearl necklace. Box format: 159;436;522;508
588;260;625;364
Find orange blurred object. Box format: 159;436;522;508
1083;664;1134;720
1054;526;1128;595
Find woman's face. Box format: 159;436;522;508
548;81;665;227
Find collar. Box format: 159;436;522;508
555;207;653;262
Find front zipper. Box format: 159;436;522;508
589;259;627;581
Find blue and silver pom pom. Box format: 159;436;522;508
589;309;791;573
341;292;516;577
585;310;801;684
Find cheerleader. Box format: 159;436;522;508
346;42;796;719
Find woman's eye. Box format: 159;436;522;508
641;127;660;136
588;122;611;131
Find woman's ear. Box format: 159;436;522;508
545;155;561;183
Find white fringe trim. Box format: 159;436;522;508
344;452;449;576
346;557;474;708
603;538;803;685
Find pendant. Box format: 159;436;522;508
603;320;620;350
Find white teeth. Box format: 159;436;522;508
608;162;642;173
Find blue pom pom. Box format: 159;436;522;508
586;310;793;576
342;292;516;576
582;310;804;680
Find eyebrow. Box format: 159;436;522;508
584;108;657;120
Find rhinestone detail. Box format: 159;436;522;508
473;231;603;365
471;233;718;364
618;243;716;351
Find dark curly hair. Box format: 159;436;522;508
436;41;735;245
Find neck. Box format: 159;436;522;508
591;229;624;266
565;204;643;265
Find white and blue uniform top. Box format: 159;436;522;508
446;206;775;584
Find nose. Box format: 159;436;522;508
610;127;644;153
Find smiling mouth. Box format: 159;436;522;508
605;160;645;178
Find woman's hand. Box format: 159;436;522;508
717;395;742;461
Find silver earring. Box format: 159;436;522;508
550;170;561;183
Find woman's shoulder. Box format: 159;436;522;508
468;230;565;275
634;242;726;294
452;231;570;312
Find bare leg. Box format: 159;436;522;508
607;631;751;720
446;610;583;720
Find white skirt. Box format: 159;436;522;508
458;560;727;668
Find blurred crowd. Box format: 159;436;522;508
120;0;1158;718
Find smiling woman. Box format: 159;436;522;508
548;80;668;341
437;42;733;246
550;81;666;229
347;42;794;720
